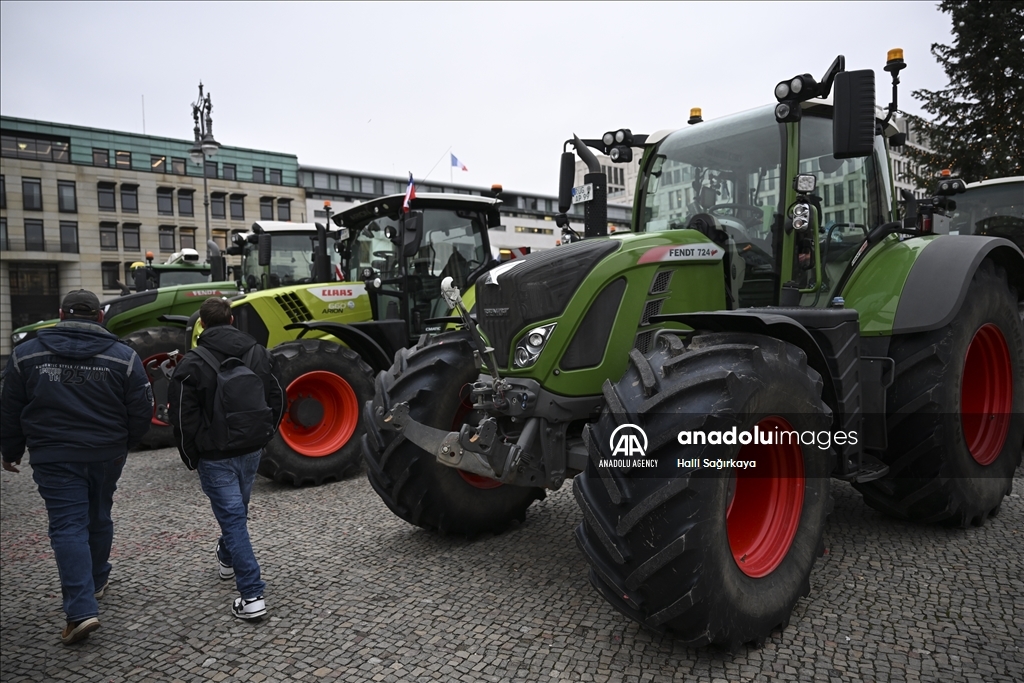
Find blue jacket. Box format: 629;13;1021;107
0;320;153;464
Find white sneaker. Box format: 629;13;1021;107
232;596;266;620
216;542;234;581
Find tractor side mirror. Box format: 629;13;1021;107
207;239;225;282
557;151;575;214
257;233;273;266
833;69;875;159
133;267;149;292
400;210;424;259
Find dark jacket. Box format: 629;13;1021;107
168;324;284;468
0;320;153;464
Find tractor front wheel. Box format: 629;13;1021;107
856;260;1024;526
574;333;833;648
123;326;188;450
362;331;545;537
259;339;374;486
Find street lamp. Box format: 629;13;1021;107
189;82;220;260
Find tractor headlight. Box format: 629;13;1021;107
11;331;28;345
513;323;556;369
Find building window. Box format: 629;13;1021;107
59;221;78;253
98;183;116;211
151;155;166;173
211;193;226;219
180;228;196;250
171;157;186;175
101;262;120;290
205;160;218;179
1;133;70;162
834;182;844;206
252;167;265;183
25;219;45;251
212;229;228;250
277;199;291;221
260;197;274;220
57;180;77;212
269;168;282;185
178;190;194;217
223;163;236;181
0;217;7;250
230;194;245;220
93;148;110;166
1;175;5;209
22;178;42;210
115;151;132;169
123;223;140;251
159;226;175;252
121;184;138;213
848;179;857;204
157;187;174;215
100;222;119;250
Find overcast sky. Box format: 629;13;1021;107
1;1;953;195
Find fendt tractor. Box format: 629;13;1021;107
201;194;502;486
11;246;236;448
361;50;1024;648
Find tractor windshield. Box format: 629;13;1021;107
156;269;210;287
948;181;1024;249
240;233;342;289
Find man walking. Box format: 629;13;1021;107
1;290;153;645
168;297;283;620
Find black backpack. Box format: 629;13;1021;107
193;346;275;453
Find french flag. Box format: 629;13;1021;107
451;153;468;171
403;172;416;213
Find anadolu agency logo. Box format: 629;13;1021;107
601;424;658;468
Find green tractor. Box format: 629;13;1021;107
201;194;502;486
362;51;1024;648
11;246;237;449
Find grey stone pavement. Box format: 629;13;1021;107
1;447;1021;683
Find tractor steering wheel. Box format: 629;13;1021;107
708;204;766;228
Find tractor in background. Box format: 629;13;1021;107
361;50;1023;648
198;194;502;486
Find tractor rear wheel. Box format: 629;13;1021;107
574;333;833;648
259;339;374;486
362;331;544;537
856;260;1024;526
123;326;188;450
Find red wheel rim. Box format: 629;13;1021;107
280;371;359;457
450;391;503;490
727;416;805;578
961;323;1012;466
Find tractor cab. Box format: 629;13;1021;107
333;193;500;337
230;221;345;292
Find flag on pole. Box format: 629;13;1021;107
403;172;416;213
450;153;468;171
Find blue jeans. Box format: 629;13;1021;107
32;456;127;622
197;451;265;599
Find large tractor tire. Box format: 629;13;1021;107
123;326;188;450
856;260;1024;526
259;339;374;486
574;333;833;648
362;330;545;537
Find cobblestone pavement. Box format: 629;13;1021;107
2;447;1021;682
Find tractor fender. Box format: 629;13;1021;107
282;321;393;373
892;236;1023;335
650;310;835;407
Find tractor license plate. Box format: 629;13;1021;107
571;183;593;204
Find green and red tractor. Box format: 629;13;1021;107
197;194;503;485
360;51;1023;648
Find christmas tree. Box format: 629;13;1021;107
904;0;1024;187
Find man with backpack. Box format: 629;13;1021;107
168;297;283;620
